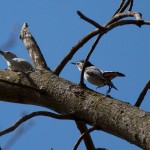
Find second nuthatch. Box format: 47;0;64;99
72;60;125;94
0;50;33;72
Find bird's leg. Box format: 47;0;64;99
25;68;35;74
79;82;87;87
106;86;111;95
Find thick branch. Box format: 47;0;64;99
20;23;50;70
0;70;150;149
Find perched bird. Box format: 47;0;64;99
0;50;33;72
71;60;125;94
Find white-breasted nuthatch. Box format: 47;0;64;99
0;50;33;72
71;60;125;94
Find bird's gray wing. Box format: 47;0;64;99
85;66;106;80
14;58;33;70
103;71;125;80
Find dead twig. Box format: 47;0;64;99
128;0;134;11
113;0;126;17
106;11;143;26
134;80;150;107
106;20;150;32
118;0;131;13
3;120;34;150
79;33;103;86
77;11;105;30
73;125;96;150
113;0;133;16
0;111;74;136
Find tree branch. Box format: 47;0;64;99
20;23;50;70
134;80;150;107
106;11;143;26
11;23;99;150
54;11;150;76
79;33;103;86
0;70;150;149
53;29;99;75
73;125;96;150
77;11;105;30
1;3;149;149
106;20;150;32
0;111;74;136
113;0;126;17
128;0;134;11
2;119;34;150
118;0;131;13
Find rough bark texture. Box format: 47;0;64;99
0;70;150;149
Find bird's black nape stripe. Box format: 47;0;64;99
79;59;94;67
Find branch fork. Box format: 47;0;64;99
1;0;150;149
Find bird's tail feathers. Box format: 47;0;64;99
116;72;125;77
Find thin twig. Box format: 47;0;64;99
75;121;95;150
118;0;131;13
134;80;150;107
73;125;96;150
0;111;74;136
3;121;34;150
106;11;143;27
128;0;134;11
106;20;150;32
113;0;126;17
77;11;105;30
79;33;103;86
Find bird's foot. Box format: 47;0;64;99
79;82;86;87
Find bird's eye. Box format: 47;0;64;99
6;52;10;54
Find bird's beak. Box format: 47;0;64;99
0;50;4;56
71;62;76;65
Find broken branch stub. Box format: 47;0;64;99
20;23;50;70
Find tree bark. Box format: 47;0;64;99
0;70;150;149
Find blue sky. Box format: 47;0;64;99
0;1;150;150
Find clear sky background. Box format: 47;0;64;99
0;1;150;150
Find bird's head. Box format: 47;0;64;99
0;50;17;60
71;60;94;71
